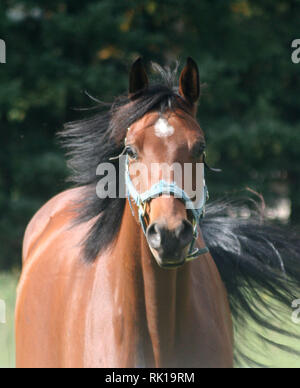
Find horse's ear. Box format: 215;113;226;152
179;57;200;107
129;57;149;95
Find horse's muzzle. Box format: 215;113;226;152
146;220;194;268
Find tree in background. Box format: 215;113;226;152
0;0;299;269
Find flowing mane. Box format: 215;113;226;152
202;201;300;366
59;62;300;367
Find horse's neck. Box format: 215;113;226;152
110;202;196;367
140;236;194;367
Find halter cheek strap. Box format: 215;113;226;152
125;155;209;261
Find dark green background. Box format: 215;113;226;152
0;0;300;269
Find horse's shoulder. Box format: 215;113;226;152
22;188;83;262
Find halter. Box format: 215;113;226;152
124;146;210;262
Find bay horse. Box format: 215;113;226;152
16;58;300;368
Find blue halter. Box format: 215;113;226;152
125;155;209;261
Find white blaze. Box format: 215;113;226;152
154;117;175;138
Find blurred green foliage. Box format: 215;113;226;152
0;0;300;269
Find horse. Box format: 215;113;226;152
15;58;300;368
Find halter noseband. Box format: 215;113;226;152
124;137;209;262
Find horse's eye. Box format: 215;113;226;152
125;146;138;160
192;142;206;160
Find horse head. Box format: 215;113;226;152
125;58;208;268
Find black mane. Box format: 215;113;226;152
60;63;300;367
200;200;300;367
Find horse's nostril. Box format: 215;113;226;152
146;223;162;249
147;220;194;254
175;220;194;248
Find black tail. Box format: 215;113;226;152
200;200;300;367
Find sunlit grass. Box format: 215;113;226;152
0;272;19;368
234;291;300;368
236;316;300;368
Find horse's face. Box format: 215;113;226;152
126;57;203;268
126;109;206;268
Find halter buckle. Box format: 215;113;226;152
192;219;198;238
140;201;147;217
